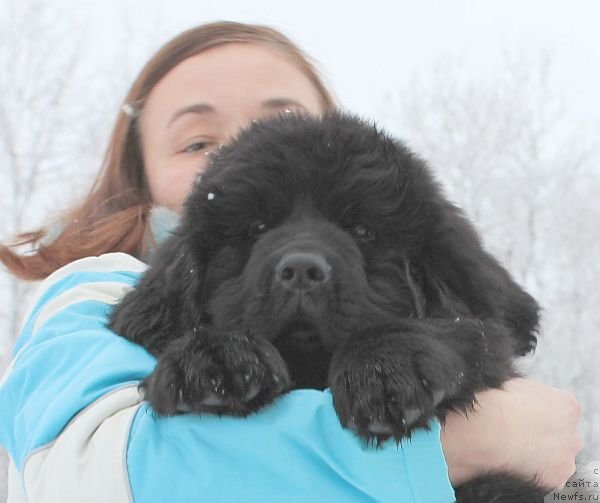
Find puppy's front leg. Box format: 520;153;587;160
143;328;290;416
328;318;517;444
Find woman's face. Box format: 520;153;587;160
140;43;326;212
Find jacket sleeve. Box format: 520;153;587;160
0;253;455;503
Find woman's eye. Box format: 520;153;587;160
350;224;376;242
248;221;269;237
182;141;211;153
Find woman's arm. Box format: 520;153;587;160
0;253;455;503
441;378;582;490
1;252;581;501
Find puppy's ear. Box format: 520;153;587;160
422;203;539;355
109;233;205;356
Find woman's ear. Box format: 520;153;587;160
422;202;539;356
109;232;205;356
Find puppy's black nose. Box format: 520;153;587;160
275;252;331;292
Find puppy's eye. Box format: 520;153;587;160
350;224;376;242
248;221;269;237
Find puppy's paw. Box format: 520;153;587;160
143;329;290;416
329;330;471;444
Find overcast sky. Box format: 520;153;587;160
75;0;600;130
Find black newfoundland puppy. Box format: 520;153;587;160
110;113;546;501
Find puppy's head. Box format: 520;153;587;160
114;112;539;388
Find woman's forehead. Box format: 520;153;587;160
141;43;323;129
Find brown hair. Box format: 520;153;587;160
1;21;336;280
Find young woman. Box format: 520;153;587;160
0;21;581;502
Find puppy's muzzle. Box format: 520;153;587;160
275;252;331;293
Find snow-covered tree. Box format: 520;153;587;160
379;51;600;461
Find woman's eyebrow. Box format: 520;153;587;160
168;103;215;128
167;98;306;129
261;98;307;110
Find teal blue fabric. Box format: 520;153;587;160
144;206;180;261
128;391;454;502
0;262;455;502
0;271;155;470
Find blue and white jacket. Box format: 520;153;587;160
0;252;455;502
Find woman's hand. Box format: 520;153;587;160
441;378;582;490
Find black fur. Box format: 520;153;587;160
110;112;545;501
